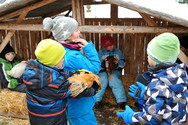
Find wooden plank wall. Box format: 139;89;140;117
0;30;50;61
85;18;185;75
0;18;186;76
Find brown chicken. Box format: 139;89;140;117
105;56;118;79
68;70;101;97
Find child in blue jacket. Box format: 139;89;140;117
23;39;97;125
117;33;188;124
43;16;101;125
95;35;127;109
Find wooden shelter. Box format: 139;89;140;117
0;0;188;87
0;1;188;122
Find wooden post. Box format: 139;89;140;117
111;4;118;19
72;0;86;39
72;0;85;26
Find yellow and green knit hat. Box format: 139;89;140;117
147;33;180;66
35;39;66;66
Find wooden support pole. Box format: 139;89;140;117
72;0;85;38
111;4;118;19
72;0;85;25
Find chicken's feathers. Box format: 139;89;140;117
7;61;27;78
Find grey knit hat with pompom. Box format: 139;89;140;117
43;16;78;41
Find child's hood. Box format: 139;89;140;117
153;63;188;94
23;59;64;90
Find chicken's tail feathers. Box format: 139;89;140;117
69;82;88;97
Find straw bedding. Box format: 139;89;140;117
0;88;28;116
0;75;137;118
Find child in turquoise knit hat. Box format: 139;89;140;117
117;33;188;124
23;39;98;125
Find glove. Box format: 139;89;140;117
116;105;134;124
16;74;24;83
128;81;146;99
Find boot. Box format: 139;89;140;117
94;101;102;108
116;102;126;109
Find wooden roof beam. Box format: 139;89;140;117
46;5;72;17
139;13;158;27
1;24;188;33
0;0;57;21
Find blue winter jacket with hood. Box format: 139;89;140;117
132;63;188;125
63;41;101;124
23;59;96;125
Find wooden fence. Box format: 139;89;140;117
85;18;185;75
0;18;186;76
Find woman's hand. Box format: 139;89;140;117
74;39;88;47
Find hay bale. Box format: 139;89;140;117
103;74;137;107
0;89;28;116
